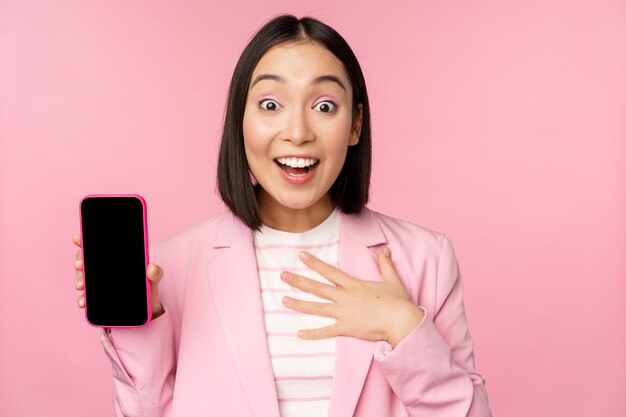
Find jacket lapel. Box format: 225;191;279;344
207;210;281;417
207;207;387;417
327;207;387;417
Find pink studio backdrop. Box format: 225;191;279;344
1;1;624;416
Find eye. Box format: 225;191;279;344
258;99;281;111
313;100;337;113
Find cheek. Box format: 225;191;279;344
243;110;277;146
243;112;266;157
320;111;353;137
242;107;255;144
322;120;353;152
326;148;349;173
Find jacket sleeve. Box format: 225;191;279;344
99;245;176;417
373;235;492;417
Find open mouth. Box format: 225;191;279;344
273;159;320;175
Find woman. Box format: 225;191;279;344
73;14;492;417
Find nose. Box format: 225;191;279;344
281;107;314;145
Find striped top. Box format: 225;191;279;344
253;207;340;417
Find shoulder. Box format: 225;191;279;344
364;208;462;313
151;210;228;257
365;207;448;256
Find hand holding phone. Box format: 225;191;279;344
73;235;165;319
76;194;164;327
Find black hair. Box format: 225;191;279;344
216;13;372;232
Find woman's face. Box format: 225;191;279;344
243;40;363;219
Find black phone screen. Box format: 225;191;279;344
80;195;149;327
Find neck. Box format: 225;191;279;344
256;190;335;233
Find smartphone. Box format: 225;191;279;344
79;194;152;328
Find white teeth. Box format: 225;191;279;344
276;157;318;168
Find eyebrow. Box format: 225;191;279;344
250;73;346;91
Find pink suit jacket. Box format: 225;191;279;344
100;206;492;417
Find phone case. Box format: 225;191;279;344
79;193;152;328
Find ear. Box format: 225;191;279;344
348;103;363;146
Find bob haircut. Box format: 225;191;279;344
217;14;372;232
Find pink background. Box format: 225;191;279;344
1;1;625;416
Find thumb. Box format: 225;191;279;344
147;263;164;285
378;247;402;284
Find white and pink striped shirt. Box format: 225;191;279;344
253;207;340;417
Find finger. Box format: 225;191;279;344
281;272;338;301
282;296;335;317
77;294;85;308
75;248;82;261
75;258;83;271
297;323;340;340
298;252;352;288
147;263;163;284
75;271;83;290
73;234;82;247
378;247;402;284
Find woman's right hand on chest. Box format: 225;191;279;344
72;233;166;319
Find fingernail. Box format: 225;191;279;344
299;251;310;261
382;247;390;257
283;296;293;305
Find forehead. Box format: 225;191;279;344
250;41;350;92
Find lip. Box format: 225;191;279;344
274;159;320;185
273;154;319;161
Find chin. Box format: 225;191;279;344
278;199;316;210
259;185;324;210
273;193;320;209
